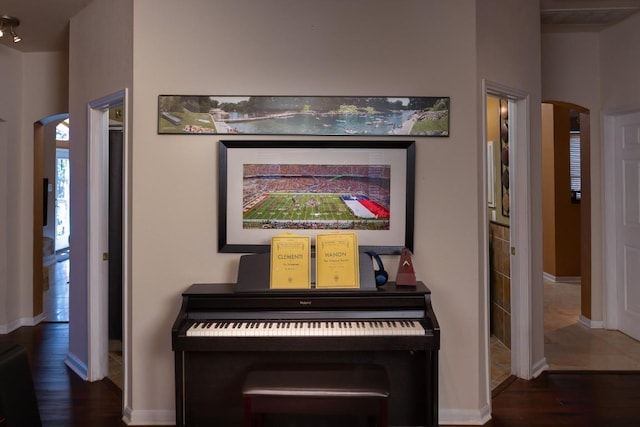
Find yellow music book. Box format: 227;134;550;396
315;232;360;289
270;233;311;289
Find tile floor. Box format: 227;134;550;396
43;256;70;322
43;266;640;392
543;280;640;370
491;279;640;390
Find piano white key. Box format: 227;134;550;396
187;319;425;337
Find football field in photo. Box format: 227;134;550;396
243;193;388;229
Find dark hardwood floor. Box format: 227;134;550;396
1;322;640;426
0;323;126;427
486;372;640;427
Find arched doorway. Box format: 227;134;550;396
541;101;591;325
33;113;69;319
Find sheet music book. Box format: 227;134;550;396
270;233;311;289
315;232;360;289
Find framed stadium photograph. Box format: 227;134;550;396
218;140;415;254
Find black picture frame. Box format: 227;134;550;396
218;140;415;254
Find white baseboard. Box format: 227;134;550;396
579;314;604;329
64;351;88;380
438;404;492;425
542;272;581;284
0;314;46;334
32;313;46;325
0;319;22;334
121;406;492;426
532;357;549;378
123;408;174;425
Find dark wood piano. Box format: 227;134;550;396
172;281;440;427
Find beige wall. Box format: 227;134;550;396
0;46;68;329
22;53;69;318
129;0;487;421
0;44;21;328
68;0;134;375
542;103;581;278
600;12;640;111
0;114;5;326
477;0;545;392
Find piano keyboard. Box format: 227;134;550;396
186;320;425;337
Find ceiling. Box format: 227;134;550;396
541;0;640;32
1;0;640;52
0;0;92;52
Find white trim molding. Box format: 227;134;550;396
532;357;549;378
0;314;46;334
483;80;536;381
579;314;604;329
65;351;89;380
439;405;492;425
542;272;581;284
123;408;175;426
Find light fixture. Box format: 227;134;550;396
0;15;21;44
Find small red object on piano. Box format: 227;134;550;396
396;248;416;286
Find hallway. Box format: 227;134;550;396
543;280;640;370
492;279;640;389
42;254;69;322
42;257;123;389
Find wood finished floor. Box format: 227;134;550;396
2;323;640;426
32;266;640;425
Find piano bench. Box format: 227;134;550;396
242;364;389;427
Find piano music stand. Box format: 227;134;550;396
236;251;377;292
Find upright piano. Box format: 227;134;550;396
172;281;440;426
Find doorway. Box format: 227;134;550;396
107;117;124;389
541;102;597;369
486;95;512;390
483;80;535;397
33;114;70;321
86;89;128;406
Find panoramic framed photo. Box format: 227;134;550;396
218;140;415;254
158;95;449;137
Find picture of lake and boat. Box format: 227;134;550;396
158;96;449;136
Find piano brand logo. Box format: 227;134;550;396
299;300;312;305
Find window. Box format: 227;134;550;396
56;118;69;141
55;118;70;250
569;130;581;203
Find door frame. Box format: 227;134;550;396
32;113;70;319
482;80;536;385
86;89;129;409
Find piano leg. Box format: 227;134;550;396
426;350;439;427
174;351;184;427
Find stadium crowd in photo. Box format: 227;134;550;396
243;164;391;230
